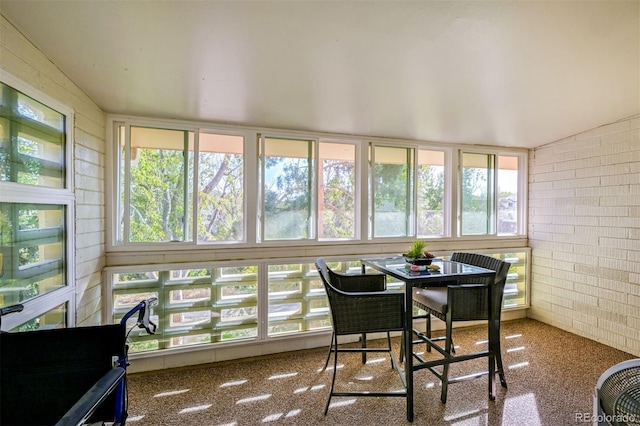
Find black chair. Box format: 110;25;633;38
412;252;510;403
0;298;157;426
321;261;389;369
316;257;406;415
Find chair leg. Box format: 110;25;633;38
323;331;334;370
386;331;393;368
497;352;507;388
491;319;507;388
325;333;338;415
440;317;453;403
426;313;432;352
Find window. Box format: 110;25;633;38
117;125;249;245
417;149;447;237
110;265;261;351
267;262;332;336
259;136;315;241
461;152;495;235
371;145;414;238
0;203;66;303
460;151;523;236
0;83;66;188
110;116;527;247
0;77;73;330
197;132;244;242
10;302;67;332
118;125;195;243
497;155;520;235
107;115;530;357
110;250;529;354
318;142;357;240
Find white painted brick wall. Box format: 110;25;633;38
1;15;106;326
529;115;640;356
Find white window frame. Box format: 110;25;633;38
0;70;75;330
106;115;528;251
316;137;363;242
457;148;528;238
415;145;454;239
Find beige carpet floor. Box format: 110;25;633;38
125;319;634;425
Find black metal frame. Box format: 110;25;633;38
0;298;157;426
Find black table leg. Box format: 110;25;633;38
405;285;414;422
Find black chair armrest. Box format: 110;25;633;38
55;367;126;426
447;284;491;321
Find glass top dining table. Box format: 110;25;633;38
360;255;497;422
361;256;495;286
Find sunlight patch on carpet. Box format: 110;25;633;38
236;393;272;404
294;384;325;393
329;398;357;409
179;404;212;414
508;361;529;369
285;409;302;417
503;393;542;425
124;415;145;422
220;379;247;387
321;363;345;372
444;408;481;421
268;372;298;380
262;413;283;422
154;389;189;397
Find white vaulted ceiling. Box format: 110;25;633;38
1;0;638;148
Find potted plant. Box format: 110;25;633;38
403;240;434;265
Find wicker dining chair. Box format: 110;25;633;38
316;257;406;415
412;252;511;403
321;262;389;369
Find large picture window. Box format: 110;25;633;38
110;116;527;247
